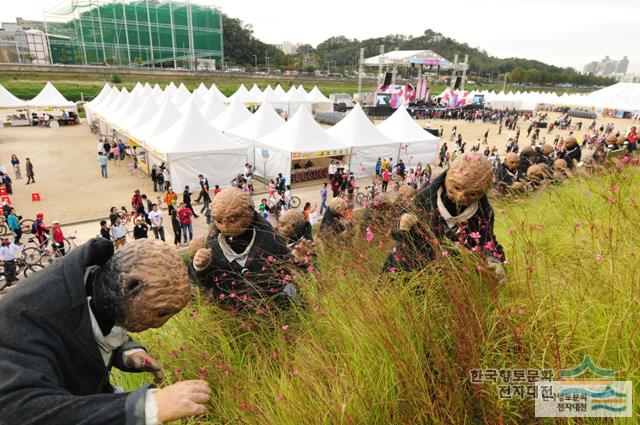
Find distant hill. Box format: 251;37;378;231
222;18;614;87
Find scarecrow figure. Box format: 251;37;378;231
190;188;295;309
319;197;354;240
560;136;582;169
497;152;523;188
0;238;210;425
384;154;505;282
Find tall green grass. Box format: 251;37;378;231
114;167;639;424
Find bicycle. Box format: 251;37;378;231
288;196;301;209
354;185;379;207
0;216;34;236
0;258;45;289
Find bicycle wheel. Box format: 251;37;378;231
289;196;301;209
21;219;34;234
355;193;366;206
22;247;43;265
24;263;44;279
63;238;72;253
0;222;8;235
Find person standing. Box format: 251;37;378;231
97;152;108;178
99;220;111;240
6;208;21;245
133;217;148;240
10;155;21;180
183;186;199;218
25;158;35;184
375;158;382;176
177;203;193;245
195;185;211;214
283;185;292;210
0;235;21;286
110;217;127;250
328;160;337;181
33;213;49;249
164;187;178;215
170;208;182;246
0;172;12;194
151;165;158;192
162;167;171;192
382;168;390;192
319;182;328;215
148;203;165;241
49;220;66;256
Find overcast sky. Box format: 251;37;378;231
2;0;638;73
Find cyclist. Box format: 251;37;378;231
33;213;49;249
49;220;66;257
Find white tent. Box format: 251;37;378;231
211;97;252;131
27;82;77;116
274;84;287;97
0;83;28;123
255;108;350;183
95;87;129;122
130;82;144;96
305;86;333;113
109;92;143;130
200;89;226;121
247;84;263;104
209;83;228;103
164;82;178;98
327;104;397;177
225;102;285;166
118;94;160;137
193;82;208;97
151;84;163;99
228;84;251;104
377;106;439;167
132;97;182;147
173;83;192;107
147;101;246;191
84;83;111;122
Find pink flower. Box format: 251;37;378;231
508;227;514;235
239;402;249;410
219;293;225;300
471;246;481;253
306;265;314;272
610;184;619;194
442;250;449;257
470;232;481;240
621;156;630;165
292;370;300;377
365;227;374;242
575;221;582;229
282;324;289;332
595;253;604;261
191;311;200;319
389;267;396;273
278;393;286;401
230;292;237;299
484;241;494;250
518;308;525;316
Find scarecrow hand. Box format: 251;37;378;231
293;239;315;260
486;259;507;284
154;380;211;423
125;350;164;383
193;248;212;271
398;213;419;232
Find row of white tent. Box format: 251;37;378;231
0;82;77;122
438;83;640;112
85;82;439;191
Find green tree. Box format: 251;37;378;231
74;55;85;64
508;67;526;83
105;56;116;66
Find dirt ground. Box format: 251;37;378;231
1;111;636;247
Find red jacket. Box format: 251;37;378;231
51;227;64;244
178;208;192;225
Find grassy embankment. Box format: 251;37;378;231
0;69;577;102
113;165;639;424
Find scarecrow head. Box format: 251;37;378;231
445;154;493;206
211;188;254;238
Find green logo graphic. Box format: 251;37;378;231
560;355;615;379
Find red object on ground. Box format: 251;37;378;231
32;193;41;202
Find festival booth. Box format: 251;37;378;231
376;106;439;168
211;97;252;131
224;102;285;167
254;108;350;184
93;87;129;134
283;86;311;116
172;83;192;108
247;84;263;105
327;104;398;178
27;82;78;124
0;84;29;126
146;102;246;191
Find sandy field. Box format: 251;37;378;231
1;111;636;247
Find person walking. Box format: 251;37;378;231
97;152;108;178
164;187;178;215
319;182;328;215
10;155;21;180
177;203;193;245
183;186;199;218
382;168;390;192
148;203;165;241
25;158;35;184
375;158;382;176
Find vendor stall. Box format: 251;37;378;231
0;84;29;125
27;82;78;120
